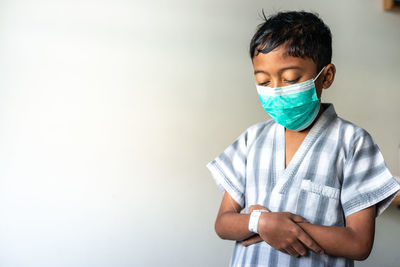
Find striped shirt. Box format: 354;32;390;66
206;103;400;267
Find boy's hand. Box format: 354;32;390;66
245;205;300;249
243;205;323;257
241;234;298;257
258;212;324;257
242;234;263;246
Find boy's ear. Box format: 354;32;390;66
322;63;336;89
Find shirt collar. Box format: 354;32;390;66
320;102;337;120
309;102;337;134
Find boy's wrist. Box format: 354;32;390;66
248;210;270;234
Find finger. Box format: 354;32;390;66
296;228;324;254
285;246;299;258
289;213;309;223
242;235;263;247
279;249;290;255
290;240;308;257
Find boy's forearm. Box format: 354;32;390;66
297;223;372;260
215;212;254;241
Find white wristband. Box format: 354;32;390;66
248;210;269;234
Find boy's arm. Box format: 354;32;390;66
214;192;324;257
246;205;376;260
296;205;376;260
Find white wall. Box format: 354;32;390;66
0;0;399;266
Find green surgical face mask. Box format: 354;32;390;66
256;67;325;131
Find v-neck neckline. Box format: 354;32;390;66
282;128;310;171
278;123;313;175
271;103;337;195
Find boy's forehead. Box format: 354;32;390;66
252;45;316;73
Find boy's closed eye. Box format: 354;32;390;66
257;77;301;87
284;77;301;84
258;81;270;86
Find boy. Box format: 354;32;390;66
206;11;400;267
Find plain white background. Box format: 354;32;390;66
0;0;399;266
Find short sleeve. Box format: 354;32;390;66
206;130;248;208
341;129;400;218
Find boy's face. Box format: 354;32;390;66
252;44;335;99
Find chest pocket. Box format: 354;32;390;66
298;179;342;225
300;179;340;199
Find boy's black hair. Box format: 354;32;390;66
249;11;332;72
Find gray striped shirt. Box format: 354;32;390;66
207;103;400;267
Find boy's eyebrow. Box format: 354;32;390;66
254;66;303;75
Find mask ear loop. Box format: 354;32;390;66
313;66;326;103
313;66;326;82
